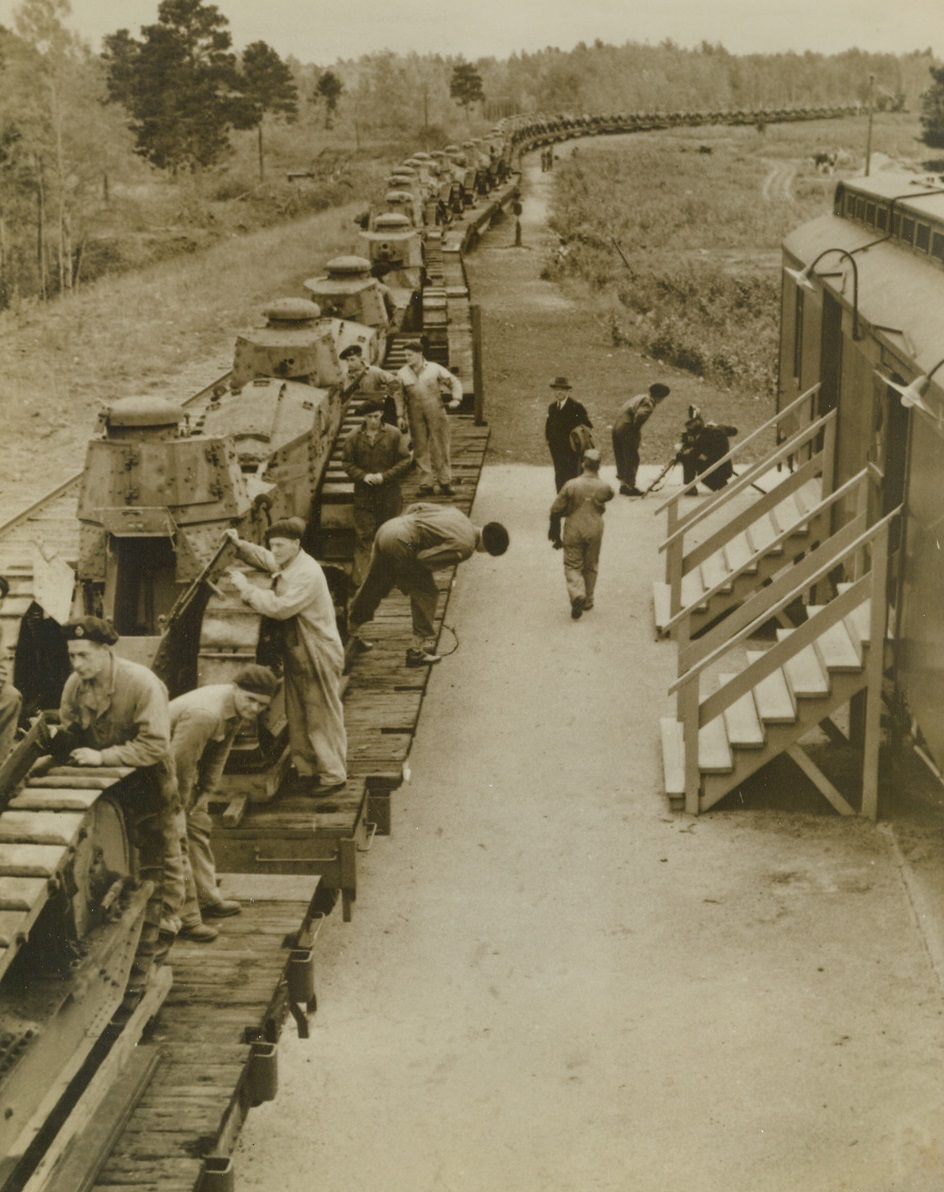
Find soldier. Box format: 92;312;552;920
0;577;21;761
167;665;279;942
348;503;509;667
339;344;403;430
226;519;347;796
545;376;593;492
397;340;463;496
612;382;671;496
549;449;615;619
341;399;413;587
54;616;182;937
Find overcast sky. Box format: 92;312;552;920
0;0;939;62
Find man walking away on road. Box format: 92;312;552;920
348;503;509;667
545;376;593;492
226;519;347;797
549;449;614;619
342;399;413;587
397;341;463;496
167;665;278;942
612;382;670;496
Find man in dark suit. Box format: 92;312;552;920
544;376;592;492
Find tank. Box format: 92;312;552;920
302;255;394;363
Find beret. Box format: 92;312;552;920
234;664;280;697
265;517;306;542
401;339;423;353
64;616;119;645
360;399;385;414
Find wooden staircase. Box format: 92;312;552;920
660;506;899;818
653;385;833;637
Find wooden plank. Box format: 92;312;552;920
10;789;101;812
718;674;765;748
698;716;733;774
660;718;685;797
805;608;863;669
786;744;856;816
0;910;27;948
746;651;797;722
0;843;68;878
699;551;732;594
776;629;830;697
0;876;48;910
746;512;782;555
722;532;757;576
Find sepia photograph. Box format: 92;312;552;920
0;0;941;1187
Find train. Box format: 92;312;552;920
0;99;871;1187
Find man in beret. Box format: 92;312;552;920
164;664;279;942
339;344;403;430
612;382;671;496
549;448;614;619
397;341;463;496
56;616;181;936
225;521;347;796
341;399;413;587
545;376;593;492
348;504;509;666
0;578;21;762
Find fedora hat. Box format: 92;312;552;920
549;376;572;390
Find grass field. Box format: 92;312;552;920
547;113;926;415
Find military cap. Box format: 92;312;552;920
339;344;364;360
402;339;424;354
481;522;510;556
265;517;307;542
234;664;280;697
64;616;120;645
360;399;386;414
549;376;572;390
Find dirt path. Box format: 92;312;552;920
761;159;797;204
232;148;944;1192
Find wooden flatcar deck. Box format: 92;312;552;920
47;875;322;1192
210;417;491;920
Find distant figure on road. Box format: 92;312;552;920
545;376;593;492
612;382;670;496
549;449;614;619
348;503;509;668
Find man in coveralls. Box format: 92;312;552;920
348;504;509;667
54;616;181;941
545;376;593;492
549;448;614;619
341;399;413;587
397;340;463;496
225;520;347;797
165;664;279;942
339;344;404;430
611;382;670;496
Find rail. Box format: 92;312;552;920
670;506;899;818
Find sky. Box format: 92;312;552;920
0;0;940;62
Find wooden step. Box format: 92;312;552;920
718;675;765;748
700;551;733;595
681;569;705;608
776;629;830;697
722;532;757;577
836;586;874;646
746;513;783;555
660;718;685;798
777;493;810;537
698;715;733;774
746;650;797;723
804;607;863;669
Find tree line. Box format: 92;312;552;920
0;0;940;308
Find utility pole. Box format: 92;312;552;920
865;73;875;177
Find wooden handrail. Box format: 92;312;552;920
670;505;901;695
655;383;821;515
659;407;837;554
665;467;869;634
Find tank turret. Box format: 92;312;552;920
231;298;342;391
360;212;424;277
303;256;393;362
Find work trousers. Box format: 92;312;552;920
284;642;347;785
352;488;402;588
407;394;452;486
611;424;642;487
162;798;225;930
350;534;439;644
563;527;603;606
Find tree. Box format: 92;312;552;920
920;64;944;149
449;61;484;116
313;69;343;129
103;0;245;173
240;40;298;180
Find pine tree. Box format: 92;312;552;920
241;41;298;180
449;61;484;115
314;70;343;130
920;64;944;150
